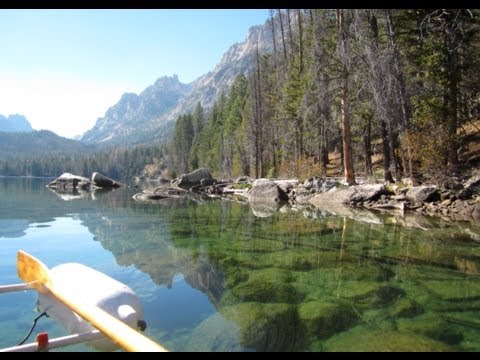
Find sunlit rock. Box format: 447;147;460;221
249;179;289;204
47;172;91;191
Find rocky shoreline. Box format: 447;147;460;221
135;168;480;225
46;168;480;225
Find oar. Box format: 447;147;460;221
17;250;167;352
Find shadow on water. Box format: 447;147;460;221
1;177;480;351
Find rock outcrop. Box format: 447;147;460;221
249;179;289;204
47;173;92;191
47;172;122;195
92;172;122;188
172;168;213;188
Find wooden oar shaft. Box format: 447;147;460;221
17;251;167;352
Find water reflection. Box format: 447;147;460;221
1;178;480;351
81;195;480;351
0;219;30;238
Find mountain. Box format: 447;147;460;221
81;75;191;146
81;20;275;147
156;24;275;127
0;114;33;132
0;130;89;156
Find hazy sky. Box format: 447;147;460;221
0;9;269;138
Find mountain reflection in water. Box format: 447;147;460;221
0;177;480;351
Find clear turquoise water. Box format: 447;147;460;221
1;177;480;351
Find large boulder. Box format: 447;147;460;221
47;173;92;191
172;168;213;188
91;172;122;188
406;186;440;205
249;179;289;204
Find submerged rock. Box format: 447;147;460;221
133;186;197;202
299;300;358;340
323;327;454;351
185;313;243;352
389;297;424;318
396;313;463;345
421;279;480;301
249;201;280;217
230;274;305;304
220;302;302;351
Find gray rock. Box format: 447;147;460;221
47;173;92;191
133;186;192;202
249;179;289;204
303;177;338;193
348;184;386;204
308;184;385;207
91;172;122;188
464;172;480;192
472;204;480;221
406;186;440;205
309;187;353;207
172;168;213;188
273;180;298;195
200;178;216;187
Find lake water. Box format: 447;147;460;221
1;177;480;352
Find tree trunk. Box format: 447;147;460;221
312;9;331;177
297;9;304;74
278;10;288;65
445;14;460;171
337;9;356;185
255;42;264;177
381;120;395;183
287;9;294;56
385;10;412;181
363;119;373;176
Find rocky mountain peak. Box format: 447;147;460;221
81;15;275;147
81;75;191;145
0;114;33;132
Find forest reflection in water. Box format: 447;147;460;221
1;177;480;351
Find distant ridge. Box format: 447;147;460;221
0;130;89;156
0;114;33;132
